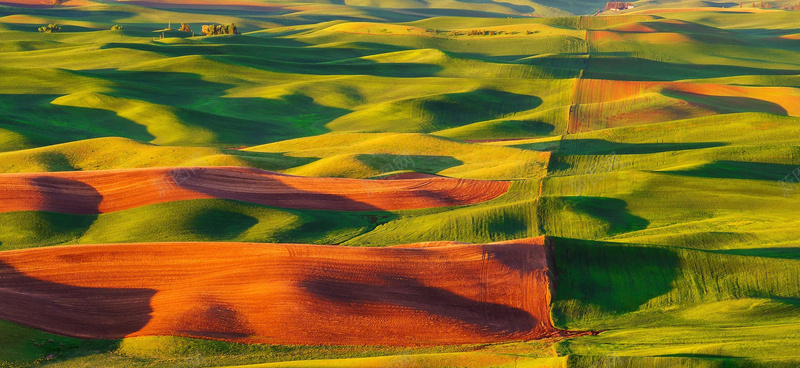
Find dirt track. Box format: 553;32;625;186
0;237;570;345
0;167;510;214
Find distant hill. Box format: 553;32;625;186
6;0;793;16
258;0;794;16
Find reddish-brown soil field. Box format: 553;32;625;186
0;167;510;214
606;23;658;33
588;30;693;44
579;14;658;29
0;237;574;345
569;79;800;132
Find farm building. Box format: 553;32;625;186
606;1;634;10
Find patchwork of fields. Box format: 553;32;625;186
1;0;800;367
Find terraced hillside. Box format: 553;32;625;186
1;0;800;367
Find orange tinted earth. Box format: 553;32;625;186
0;237;586;345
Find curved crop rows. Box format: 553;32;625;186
569;79;800;132
0;237;574;345
0;166;510;214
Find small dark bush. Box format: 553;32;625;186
201;23;238;36
38;24;61;33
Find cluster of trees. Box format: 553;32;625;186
201;23;238;36
740;1;800;7
111;24;123;30
750;1;773;7
37;24;60;33
421;28;536;37
178;23;192;32
740;1;800;8
465;29;505;36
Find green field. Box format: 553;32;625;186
2;0;800;366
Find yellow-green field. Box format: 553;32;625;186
1;0;800;366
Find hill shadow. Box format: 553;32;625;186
517;55;586;79
549;238;680;318
662;161;798;182
562;197;649;236
0;212;98;250
662;90;789;116
174;167;387;211
280;12;414;24
301;274;538;335
710;247;800;260
554;139;726;155
189;209;259;240
227;150;319;171
355;7;431;23
509;120;556;136
66;70;350;145
482;240;545;273
99;41;378;64
656;353;740;359
584;56;800;81
31;176;102;215
725;27;800;38
174;167;492;214
36;151;78;172
761;36;800;53
0;93;156;146
172;92;349;145
15;176;102;245
356;154;462;175
0;22;51;32
452;0;535;13
174;298;255;340
640;20;739;39
224;55;444;78
419;89;543;130
274;209;397;244
0;260;155;339
99;38;444;77
403;7;531;18
460;120;556;138
486;214;529;239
